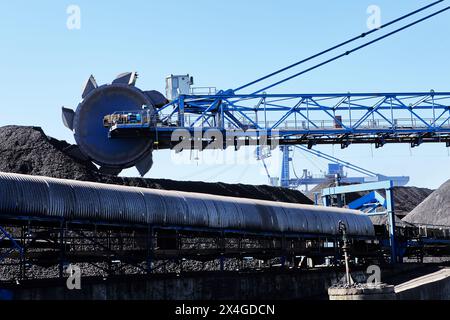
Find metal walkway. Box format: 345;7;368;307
110;91;450;148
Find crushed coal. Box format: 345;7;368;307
369;214;414;228
0;125;312;204
403;179;450;226
0;126;98;180
389;187;435;216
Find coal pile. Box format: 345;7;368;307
0;126;312;204
0;126;98;180
392;187;434;216
308;181;433;217
403;179;450;226
369;214;414;228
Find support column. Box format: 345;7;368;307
179;95;185;127
58;222;66;278
147;226;154;274
280;146;291;188
20;224;27;280
219;231;225;272
385;184;397;264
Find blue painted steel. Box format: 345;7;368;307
422;238;450;245
74;83;154;169
347;191;386;212
328;163;342;175
322;180;393;196
0;226;23;264
99;3;450;178
385;186;397;263
282;145;410;188
321;180;397;264
0;289;13;301
280;146;291;188
109;92;450;147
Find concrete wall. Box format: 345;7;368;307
395;268;450;300
2;269;366;300
0;264;425;300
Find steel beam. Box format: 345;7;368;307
321;180;397;264
108;92;450;148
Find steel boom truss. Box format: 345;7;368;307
109;91;450;149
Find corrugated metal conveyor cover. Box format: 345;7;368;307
235;198;267;231
90;184;122;222
46;178;76;218
300;206;326;234
196;194;221;228
254;202;280;232
262;202;290;232
342;210;366;236
225;201;245;230
205;196;244;230
301;205;338;235
140;189;166;225
303;205;347;235
279;204;308;233
69;180;102;221
343;211;364;235
0;173;23;214
91;184;147;223
354;211;373;236
14;174;49;217
321;206;372;237
0;173;374;237
177;191;209;227
118;188;147;224
148;189;188;226
281;202;324;234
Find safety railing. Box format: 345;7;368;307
190;87;217;95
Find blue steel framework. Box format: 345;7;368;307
277;144;410;189
0;214;375;280
321;181;397;264
321;181;450;264
0;226;24;269
110;91;450;148
107;3;450;147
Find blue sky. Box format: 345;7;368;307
0;0;449;189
